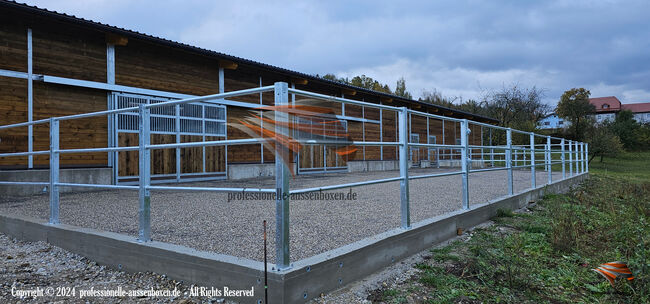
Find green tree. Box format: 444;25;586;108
609;110;641;150
394;77;412;99
556;88;595;141
349;75;392;94
586;123;623;163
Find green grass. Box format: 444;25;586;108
589;151;650;182
371;152;650;303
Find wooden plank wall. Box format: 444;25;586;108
0;10;498;173
116;40;220;96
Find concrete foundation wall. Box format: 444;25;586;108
0;173;588;303
0;168;112;196
228;163;306;180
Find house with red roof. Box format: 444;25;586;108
622;102;650;123
538;96;650;129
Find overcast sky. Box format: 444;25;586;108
21;0;650;106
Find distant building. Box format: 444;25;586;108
622;103;650;123
590;96;621;123
538;96;650;129
538;113;568;129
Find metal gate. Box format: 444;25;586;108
428;135;439;167
109;92;227;184
296;116;348;174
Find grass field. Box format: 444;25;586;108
370;152;650;303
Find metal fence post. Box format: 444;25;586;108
580;142;587;173
575;141;580;174
506;128;513;195
568;140;573;176
546;136;553;184
560;138;566;179
274;82;291;269
398;107;411;228
585;143;589;173
49;118;60;224
138;104;151;242
530;133;536;188
460;119;469;210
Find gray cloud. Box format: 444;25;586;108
21;0;650;105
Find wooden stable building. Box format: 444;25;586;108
0;1;497;185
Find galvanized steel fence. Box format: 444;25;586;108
0;82;588;270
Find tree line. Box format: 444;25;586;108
319;73;649;160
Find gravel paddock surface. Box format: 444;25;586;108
0;233;230;304
0;168;562;263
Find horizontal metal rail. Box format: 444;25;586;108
299;140;402;146
467;120;509;130
146;86;275;109
55;183;139;190
0;118;50;130
469;167;509;173
406;109;465;123
0;181;49;186
408;170;464;180
408;143;463;149
288;88;398;111
147;138;261;150
0;150;50;157
290;176;402;194
148;185;276;193
57;146;139;154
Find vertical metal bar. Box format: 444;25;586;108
202;106;206;173
530;133;536;188
426;116;430;162
585;143;589;173
138;105;151;242
580;142;587;173
398;107;411;228
256;76;260;163
546;136;553;184
379;103;383;161
27;28;33;169
438;119;447;162
506;128;513;195
274;82;291;269
175;104;181;182
219;67;227;177
106;44;115;171
568;140;573;176
574;141;580;175
49;118;60;224
489;128;494;167
479;126;485;166
362;106;365;160
560;138;566;179
461;119;469;210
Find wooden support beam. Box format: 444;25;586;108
380;97;393;103
341;88;356;96
106;33;128;46
291;78;308;85
218;60;238;70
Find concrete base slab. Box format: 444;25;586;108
0;168;112;196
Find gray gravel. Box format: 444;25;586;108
0;168;562;263
0;232;227;303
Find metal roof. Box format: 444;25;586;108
2;0;497;123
